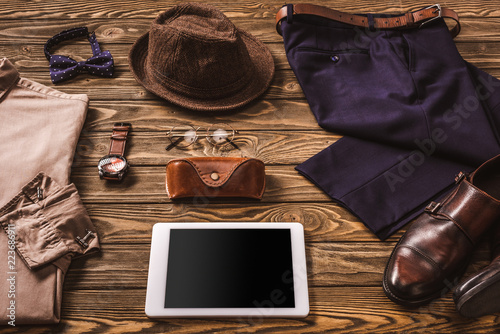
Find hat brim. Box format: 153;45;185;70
128;29;274;112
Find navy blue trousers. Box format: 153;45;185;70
281;8;500;239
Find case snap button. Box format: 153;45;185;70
331;55;340;63
210;172;220;181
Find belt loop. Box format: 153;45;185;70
367;13;376;31
286;4;294;24
405;12;415;26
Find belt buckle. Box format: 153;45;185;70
419;4;442;28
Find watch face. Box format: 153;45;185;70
98;155;128;176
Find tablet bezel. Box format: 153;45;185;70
145;222;309;318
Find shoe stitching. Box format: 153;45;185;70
399;244;445;273
383;239;445;306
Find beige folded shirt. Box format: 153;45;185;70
0;58;100;325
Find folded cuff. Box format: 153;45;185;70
296;137;474;239
0;172;99;269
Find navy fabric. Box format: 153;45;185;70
44;27;114;83
281;10;500;239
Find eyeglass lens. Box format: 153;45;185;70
168;126;198;148
206;123;235;146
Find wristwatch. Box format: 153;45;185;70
98;122;131;181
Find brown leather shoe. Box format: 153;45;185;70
453;224;500;317
383;155;500;307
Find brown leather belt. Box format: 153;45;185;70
276;4;460;38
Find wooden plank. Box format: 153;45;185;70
0;17;498;47
20;287;493;333
0;0;402;20
80;203;384;243
82;100;319;132
64;242;491;290
0;0;499;20
72;132;341;167
81;202;395;244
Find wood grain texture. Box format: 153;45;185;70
0;0;499;20
4;287;500;334
6;0;500;332
0;17;499;47
63;242;491;290
72;132;340;167
81;202;394;243
82;99;319;131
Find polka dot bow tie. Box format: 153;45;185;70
44;27;114;84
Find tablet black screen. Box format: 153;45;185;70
164;228;295;308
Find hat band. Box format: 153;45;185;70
150;64;254;100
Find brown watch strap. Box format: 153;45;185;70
109;122;131;156
275;4;460;38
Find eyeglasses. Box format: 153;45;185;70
165;123;238;150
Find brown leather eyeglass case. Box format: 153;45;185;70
166;157;266;200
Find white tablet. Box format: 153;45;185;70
145;222;309;318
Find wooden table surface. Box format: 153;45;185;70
4;0;500;332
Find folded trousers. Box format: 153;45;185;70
281;7;500;239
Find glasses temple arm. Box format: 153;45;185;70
226;138;239;150
165;136;184;151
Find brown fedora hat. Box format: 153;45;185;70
128;3;275;111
